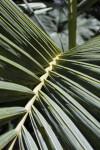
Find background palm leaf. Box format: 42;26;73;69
0;0;100;149
19;1;100;51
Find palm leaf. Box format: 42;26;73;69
19;125;38;150
18;2;52;15
22;2;100;51
0;0;100;149
0;130;17;149
78;0;99;14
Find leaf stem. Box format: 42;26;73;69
15;54;61;135
68;0;77;49
8;137;17;150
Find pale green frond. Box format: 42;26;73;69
20;125;38;150
1;34;46;76
39;90;93;150
0;107;26;127
1;0;61;58
0;55;40;88
45;80;100;128
18;2;52;15
18;133;25;150
0;81;34;102
0;130;17;149
54;64;100;84
68;35;100;52
29;111;48;150
49;70;100;101
31;105;63;150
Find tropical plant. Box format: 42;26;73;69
0;0;100;150
18;1;52;15
18;0;100;51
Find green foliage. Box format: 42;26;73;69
0;0;100;149
78;0;99;14
20;1;100;51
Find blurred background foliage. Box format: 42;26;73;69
13;0;100;51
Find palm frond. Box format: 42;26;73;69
0;0;100;150
18;2;52;15
78;0;98;14
21;2;100;51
